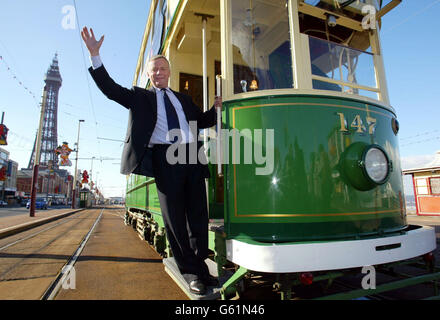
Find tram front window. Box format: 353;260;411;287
298;1;383;100
309;36;377;98
231;0;293;93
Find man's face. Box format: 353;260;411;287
147;58;170;89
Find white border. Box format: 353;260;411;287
226;225;436;273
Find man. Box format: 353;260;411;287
81;27;221;295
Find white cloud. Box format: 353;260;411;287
400;154;435;170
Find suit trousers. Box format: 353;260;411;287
152;143;210;283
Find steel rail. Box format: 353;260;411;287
41;207;104;300
0;209;89;252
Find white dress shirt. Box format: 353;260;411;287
90;55;103;69
90;55;194;146
149;87;194;146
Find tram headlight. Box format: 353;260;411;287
340;143;391;191
364;146;389;184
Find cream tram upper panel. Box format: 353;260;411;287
135;0;399;111
222;0;397;110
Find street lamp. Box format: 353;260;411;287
90;156;96;183
71;119;84;209
30;89;47;217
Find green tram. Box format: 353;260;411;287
125;0;439;299
79;188;93;208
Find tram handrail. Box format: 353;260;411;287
216;75;222;176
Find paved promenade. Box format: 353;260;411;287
0;206;82;238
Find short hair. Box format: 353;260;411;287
148;54;170;67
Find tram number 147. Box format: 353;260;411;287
337;113;377;135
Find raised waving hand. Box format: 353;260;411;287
81;27;104;56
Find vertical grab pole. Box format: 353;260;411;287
202;16;209;214
202;16;208;138
216;75;222;176
195;12;214;214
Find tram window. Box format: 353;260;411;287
298;7;378;98
308;36;376;95
231;0;293;93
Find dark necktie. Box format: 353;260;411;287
161;88;180;143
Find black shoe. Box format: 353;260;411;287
202;275;219;287
189;279;206;295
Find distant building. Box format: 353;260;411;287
403;151;440;216
16;168;73;204
5;160;18;192
109;196;125;205
0;147;18;203
16;169;33;194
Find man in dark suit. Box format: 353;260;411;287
81;27;221;295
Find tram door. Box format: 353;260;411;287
179;72;224;219
179;73;205;110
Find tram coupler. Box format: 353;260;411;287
220;266;248;300
273;274;295;300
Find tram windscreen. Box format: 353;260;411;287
298;1;381;99
231;0;293;93
309;36;377;98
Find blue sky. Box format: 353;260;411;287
0;0;439;197
0;0;150;197
381;0;440;166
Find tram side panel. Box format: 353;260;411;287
125;174;170;257
222;94;406;243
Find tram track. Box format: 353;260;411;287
0;210;97;280
0;208;104;299
42;208;103;300
0;210;91;252
0;206;436;300
330;279;390;300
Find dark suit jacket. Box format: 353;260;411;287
88;65;217;177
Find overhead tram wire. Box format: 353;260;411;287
0;54;40;109
61;102;125;128
382;0;440;34
72;0;103;162
399;129;440;141
400;135;440;148
399;129;440;147
97;137;124;143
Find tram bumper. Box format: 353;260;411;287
226;225;436;273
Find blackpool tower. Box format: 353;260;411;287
28;54;62;169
